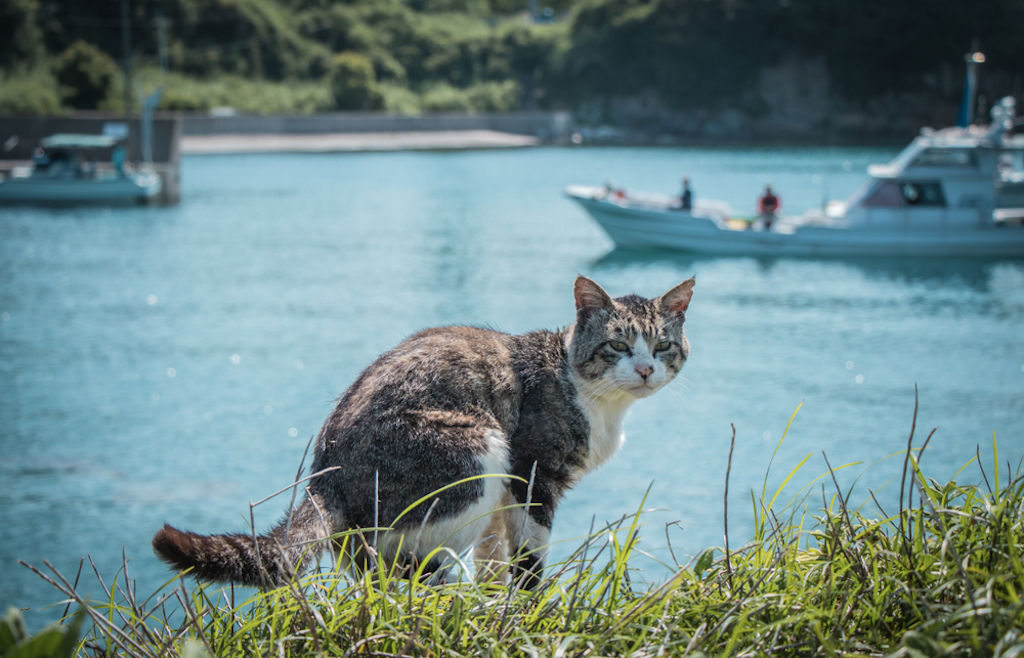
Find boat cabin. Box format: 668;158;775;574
836;97;1024;228
30;134;125;180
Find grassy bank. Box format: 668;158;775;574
11;417;1024;657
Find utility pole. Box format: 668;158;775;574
156;9;168;72
120;0;134;161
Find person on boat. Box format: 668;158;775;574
31;147;51;170
757;185;781;230
112;144;126;177
598;180;627;202
79;158;97;179
678;177;693;211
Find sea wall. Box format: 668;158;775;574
181;111;573;142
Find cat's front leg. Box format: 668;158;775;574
473;491;512;583
472;488;549;588
504;472;555;589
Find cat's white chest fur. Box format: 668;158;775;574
571;376;636;474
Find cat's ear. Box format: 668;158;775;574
574;276;614;314
660;278;695;318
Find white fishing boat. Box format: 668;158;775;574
567;96;1024;257
0;134;161;205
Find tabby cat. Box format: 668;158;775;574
153;275;694;588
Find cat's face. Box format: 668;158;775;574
568;277;694;400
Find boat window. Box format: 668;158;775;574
862;182;905;207
899;181;946;206
1000;151;1024;173
911;149;974;167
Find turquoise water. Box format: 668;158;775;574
2;146;1023;627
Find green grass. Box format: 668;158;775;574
16;409;1024;658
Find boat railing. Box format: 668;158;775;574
606;190;732;219
614;190;675;209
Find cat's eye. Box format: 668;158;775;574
609;341;630;352
654;341;672;352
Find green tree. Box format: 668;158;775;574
330;51;384;110
0;0;47;69
0;68;62;113
54;40;118;109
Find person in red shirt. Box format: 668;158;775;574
757;185;780;230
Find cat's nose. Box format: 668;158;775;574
635;365;654;380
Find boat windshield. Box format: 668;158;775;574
39;134;119;149
857;180;947;208
910;148;975;168
891;138;928;169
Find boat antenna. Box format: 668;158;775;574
957;38;985;128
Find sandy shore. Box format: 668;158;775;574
181;129;539;154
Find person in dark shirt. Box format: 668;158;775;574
757;185;780;230
679;177;693;211
32;147;51;170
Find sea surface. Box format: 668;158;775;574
2;146;1023;628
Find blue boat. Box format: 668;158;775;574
0;133;161;205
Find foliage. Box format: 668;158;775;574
0;0;47;69
329;51;384;110
797;0;1024;100
53;40;118;110
3;0;1024;116
136;69;334;115
557;0;761;109
34;0;329;82
17;413;1024;657
378;82;423;114
555;0;1024;109
293;2;561;99
0;607;84;658
0;67;62;114
421;79;521;111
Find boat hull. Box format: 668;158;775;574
568;191;1024;257
0;173;162;204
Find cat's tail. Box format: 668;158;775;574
152;495;332;588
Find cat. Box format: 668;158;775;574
152;275;694;589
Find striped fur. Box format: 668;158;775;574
153;276;695;588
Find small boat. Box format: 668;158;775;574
0;134;161;205
567;96;1024;257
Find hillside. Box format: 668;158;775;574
2;0;1022;140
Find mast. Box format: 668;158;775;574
957;40;985;128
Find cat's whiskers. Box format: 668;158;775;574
576;377;623;404
663;380;693;412
672;376;694;395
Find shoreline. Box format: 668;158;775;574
180;129;540;154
